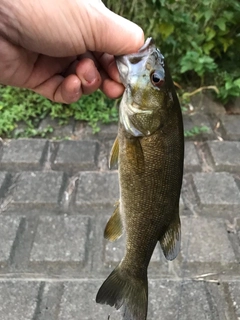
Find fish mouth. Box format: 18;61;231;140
138;37;154;53
115;38;155;86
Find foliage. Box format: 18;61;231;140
184;126;209;138
0;85;118;138
0;0;239;138
215;72;240;104
104;0;240;102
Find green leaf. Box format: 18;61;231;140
204;9;214;23
158;22;175;39
202;41;215;54
215;18;226;31
219;37;234;52
205;27;216;41
233;78;240;88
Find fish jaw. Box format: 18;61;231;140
119;94;153;137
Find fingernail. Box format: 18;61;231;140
84;69;97;84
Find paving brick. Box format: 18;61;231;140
177;281;219;320
73;122;118;141
37;282;64;320
0;172;6;187
11;171;64;209
97;139;115;171
149;280;217;320
190;93;226;114
0;216;21;263
104;238;171;278
205;282;233;320
179;196;184;213
183;113;215;140
38;116;74;139
192;172;240;216
220;115;240;140
76;172;119;208
237;219;240;242
53;140;98;171
206;141;240;172
228;281;240;318
59;280;223;320
30;216;90;262
96;123;118;140
0;139;47;170
104;236;162;265
180;217;236;265
0;172;7;197
0;281;40;320
184;142;201;172
149;279;180;319
59;281;122;320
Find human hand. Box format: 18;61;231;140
0;0;144;103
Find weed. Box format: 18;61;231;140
104;0;240;102
0;86;118;138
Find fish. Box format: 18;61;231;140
96;37;184;320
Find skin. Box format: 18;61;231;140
97;41;184;320
0;0;144;103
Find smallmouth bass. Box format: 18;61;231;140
96;38;184;320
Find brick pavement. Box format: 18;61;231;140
0;110;240;320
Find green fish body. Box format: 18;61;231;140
96;38;184;320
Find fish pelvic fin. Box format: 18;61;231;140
159;209;181;261
96;264;148;320
109;136;119;169
104;202;123;242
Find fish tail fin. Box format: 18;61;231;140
159;210;181;261
96;264;148;320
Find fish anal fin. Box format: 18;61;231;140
104;203;123;242
109;136;119;169
96;264;148;320
159;208;181;261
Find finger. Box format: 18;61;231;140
99;69;124;98
75;58;102;95
78;52;124;98
82;2;145;55
33;74;82;103
94;52;120;83
33;58;103;102
61;59;80;77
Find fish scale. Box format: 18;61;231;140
96;38;184;320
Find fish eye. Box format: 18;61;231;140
150;71;165;88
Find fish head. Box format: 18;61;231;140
116;38;174;137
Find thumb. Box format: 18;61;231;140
83;2;145;55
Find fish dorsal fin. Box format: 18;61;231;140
159;206;181;261
104;202;123;242
109;136;119;170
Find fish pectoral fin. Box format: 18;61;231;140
159;209;181;261
109;136;119;169
104;202;123;241
126;138;145;174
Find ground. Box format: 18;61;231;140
0;94;240;320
